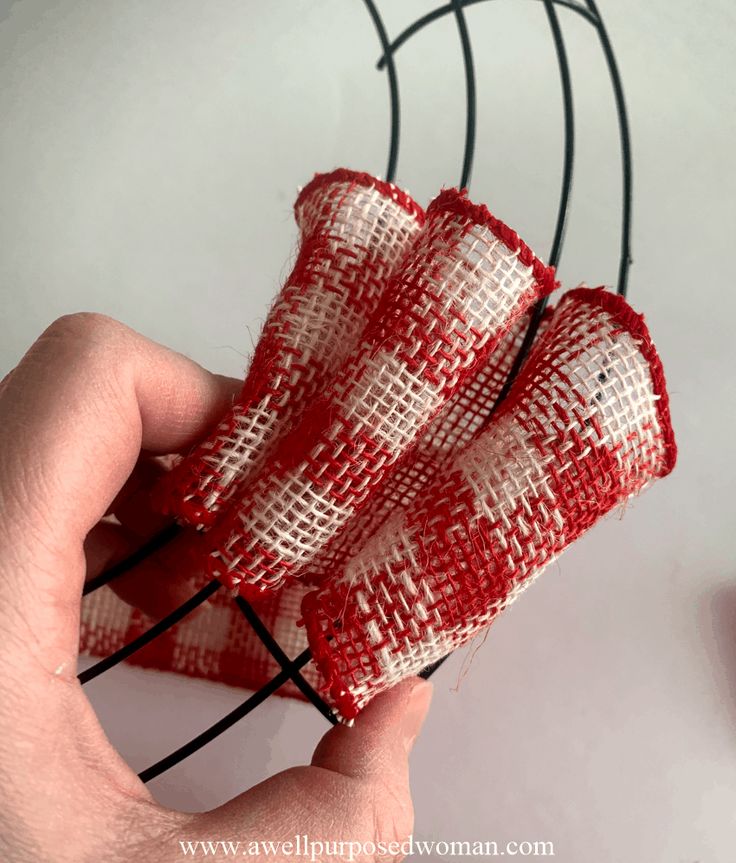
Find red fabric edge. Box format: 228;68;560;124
427;188;559;297
294;169;426;225
564;286;677;476
299;591;361;721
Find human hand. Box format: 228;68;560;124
0;313;432;863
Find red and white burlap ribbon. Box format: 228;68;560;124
79;169;676;720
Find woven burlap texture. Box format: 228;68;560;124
78;170;675;719
302;287;676;720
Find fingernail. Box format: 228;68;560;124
402;679;433;752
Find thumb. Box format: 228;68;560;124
188;679;432;862
311;677;433;781
308;677;433;853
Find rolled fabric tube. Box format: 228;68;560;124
299;312;535;584
301;287;677;722
159;169;426;528
207;189;558;595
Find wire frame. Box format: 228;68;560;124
80;0;634;784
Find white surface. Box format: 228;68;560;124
2;1;735;859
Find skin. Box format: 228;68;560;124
0;313;432;863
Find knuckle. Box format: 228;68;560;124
44;311;123;346
38;313;130;384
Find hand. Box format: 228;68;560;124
0;313;432;863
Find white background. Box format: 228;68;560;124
1;1;735;859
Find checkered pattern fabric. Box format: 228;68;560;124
299;311;534;583
159;169;425;528
205;187;557;596
78;170;675;720
80;574;316;696
301;287;676;721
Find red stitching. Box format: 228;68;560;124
427;188;559;296
564;287;677;475
295;168;426;224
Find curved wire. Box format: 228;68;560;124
362;0;400;182
376;0;598;70
78;0;631;757
137;647;315;783
422;0;575;681
481;0;575;411
78;580;222;684
584;0;633;296
544;0;575;271
234;596;337;724
82;522;182;596
451;0;477;189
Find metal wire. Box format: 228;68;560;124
137;647;316;783
584;0;633;297
363;0;400;182
451;0;477;189
80;0;633;780
234;596;337;725
480;0;576;414
78;580;222;685
423;0;575;681
376;0;598;69
82;522;182;596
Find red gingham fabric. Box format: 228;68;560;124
299;311;534;584
78;170;676;720
159;170;426;528
204;187;558;596
301;287;676;720
80;576;319;697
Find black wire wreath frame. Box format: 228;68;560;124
80;0;633;785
